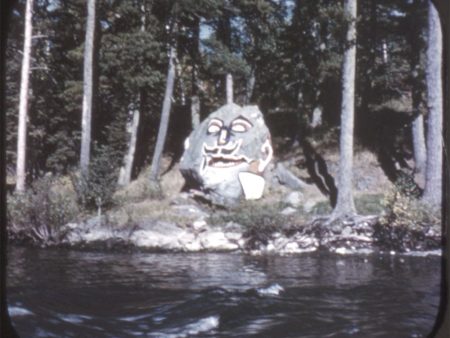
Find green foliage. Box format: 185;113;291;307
208;201;300;241
7;175;79;245
71;145;120;211
380;174;439;230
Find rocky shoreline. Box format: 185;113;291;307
10;198;441;256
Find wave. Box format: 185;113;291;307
257;283;284;296
9;306;33;317
150;315;220;338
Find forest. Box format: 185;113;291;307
4;0;444;246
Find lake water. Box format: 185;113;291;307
7;246;441;337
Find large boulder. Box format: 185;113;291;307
180;104;273;205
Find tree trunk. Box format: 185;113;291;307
190;17;201;129
80;0;96;177
245;68;255;104
118;104;140;186
331;0;357;219
16;0;34;192
412;114;427;175
191;95;200;129
149;44;176;182
408;0;427;177
226;73;233;104
117;2;147;186
422;1;443;208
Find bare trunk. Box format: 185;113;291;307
16;0;34;192
118;2;146;186
149;45;176;182
332;0;357;219
118;105;140;186
412;114;427;175
191;95;200;129
226;73;233;104
80;0;96;177
245;68;255;104
422;1;443;208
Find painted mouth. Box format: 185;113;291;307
207;156;248;168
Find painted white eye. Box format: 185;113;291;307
207;119;223;134
207;123;221;134
231;118;252;132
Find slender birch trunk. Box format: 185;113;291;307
149;44;177;182
80;0;96;177
118;2;146;186
245;68;255;105
191;95;200;129
422;1;443;208
226;73;233;104
118;105;140;186
412;114;426;175
331;0;357;219
16;0;34;193
190;18;201;129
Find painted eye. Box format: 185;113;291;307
207;121;222;134
231;119;252;132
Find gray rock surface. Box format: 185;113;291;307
180;104;273;205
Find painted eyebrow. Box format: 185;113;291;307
231;116;253;127
208;118;223;126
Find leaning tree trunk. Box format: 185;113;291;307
149;44;176;182
15;0;34;193
331;0;357;219
422;1;443;209
80;0;96;177
118;2;146;186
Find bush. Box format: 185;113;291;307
71;145;119;212
380;172;438;230
7;175;79;245
208;201;302;247
370;172;441;252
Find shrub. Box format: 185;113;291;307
374;173;441;251
71;145;119;212
7;175;79;245
208;201;301;247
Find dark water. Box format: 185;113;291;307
7;246;441;338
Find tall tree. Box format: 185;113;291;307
80;0;96;177
422;1;443;208
407;0;427;176
149;29;177;182
117;1;147;186
16;0;34;192
331;0;357;219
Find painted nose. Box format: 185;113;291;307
218;128;229;145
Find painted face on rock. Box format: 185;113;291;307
180;104;273;202
201;116;253;171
